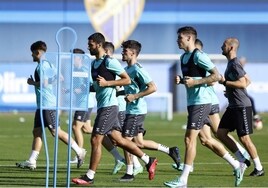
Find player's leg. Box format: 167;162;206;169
209;111;250;160
236;107;264;176
16;109;43;170
81;108;93;134
164;104;210;187
102;135;125;175
110;129;158;181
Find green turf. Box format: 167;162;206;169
0;112;267;187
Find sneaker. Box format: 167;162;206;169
77;148;87;168
146;157;158;180
72;174;93;185
169;147;181;167
112;159;126;175
70;156;78;164
249;168;265;176
16;160;36;170
133;166;143;176
119;173;134;182
172;163;194;172
234;162;247;187
164;177;187;188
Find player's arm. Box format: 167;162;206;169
222;76;249;89
96;71;131;87
184;67;220;87
27;75;41;87
125;81;157;102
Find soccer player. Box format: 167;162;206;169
172;39;250;172
164;27;246;187
118;40;180;182
72;33;158;185
104;41;144;176
16;41;86;170
69;48;95;164
218;37;264;177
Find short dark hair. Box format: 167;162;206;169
30;41;47;52
104;41;115;54
88;32;105;46
121;40;142;55
177;26;197;39
73;48;85;54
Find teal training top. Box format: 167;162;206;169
124;62;152;114
180;50;215;106
35;61;56;108
91;56;125;109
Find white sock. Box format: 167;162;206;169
71;142;82;155
126;164;134;175
110;147;124;161
29;150;39;163
253;157;263;171
223;152;239;169
141;154;150;164
86;169;95;180
180;164;191;184
157;144;169;154
133;155;142;168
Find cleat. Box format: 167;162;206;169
172;163;194;172
249;168;265;177
146;157;158;180
70;156;78;164
72;174;94;185
133;166;144;176
119;173;134;182
16;160;36;170
112;159;125;175
234;162;247;187
169;147;181;167
77;148;87;168
164;177;187;188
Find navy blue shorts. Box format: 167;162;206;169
187;104;212;130
122;114;146;137
219;106;253;137
93;105;121;135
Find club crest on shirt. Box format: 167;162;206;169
84;0;145;49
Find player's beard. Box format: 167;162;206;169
89;49;98;56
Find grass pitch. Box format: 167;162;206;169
0;112;267;187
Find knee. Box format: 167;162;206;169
199;136;209;146
91;135;103;146
134;141;144;148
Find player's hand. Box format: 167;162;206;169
96;75;108;87
175;75;181;85
218;74;225;84
184;76;195;88
27;75;35;85
124;94;136;103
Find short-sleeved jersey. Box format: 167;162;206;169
34;61;56;108
91;56;125;109
224;58;251;107
124;62;152;114
73;65;89;107
88;92;95;108
207;86;219;105
180;50;215;106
